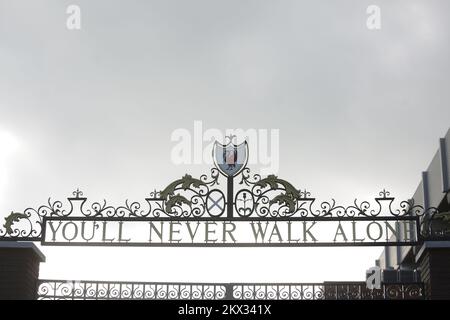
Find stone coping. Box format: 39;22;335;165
0;241;46;262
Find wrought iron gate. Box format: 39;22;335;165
37;280;424;300
1;138;446;301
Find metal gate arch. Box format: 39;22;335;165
2;138;447;300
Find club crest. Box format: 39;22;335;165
213;137;248;177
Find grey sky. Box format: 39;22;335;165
1;0;449;282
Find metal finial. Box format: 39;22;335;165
73;188;83;198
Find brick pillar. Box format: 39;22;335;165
0;242;46;300
416;242;450;299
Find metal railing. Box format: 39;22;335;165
37;280;424;300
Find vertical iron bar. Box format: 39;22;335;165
71;281;75;300
227;176;234;218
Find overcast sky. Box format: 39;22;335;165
1;0;450;283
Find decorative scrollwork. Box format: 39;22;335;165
0;197;70;239
230;282;424;300
37;280;425;300
155;171;220;218
420;209;450;238
234;167;438;220
0;163;446;240
37;280;226;300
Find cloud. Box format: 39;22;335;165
0;0;449;283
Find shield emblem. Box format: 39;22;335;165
213;139;248;177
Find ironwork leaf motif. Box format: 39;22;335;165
270;194;296;213
3;212;28;235
255;175;301;199
254;175;301;213
160;174;207;200
159;174;207;213
165;194;192;213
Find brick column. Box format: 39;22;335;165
416;242;450;299
0;242;46;300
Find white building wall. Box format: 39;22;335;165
380;128;450;269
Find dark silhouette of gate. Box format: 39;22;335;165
36;280;424;300
1;139;448;300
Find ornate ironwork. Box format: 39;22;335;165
37;280;226;300
1;140;447;241
37;280;424;300
232;282;424;300
419;207;450;239
236;171;432;218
